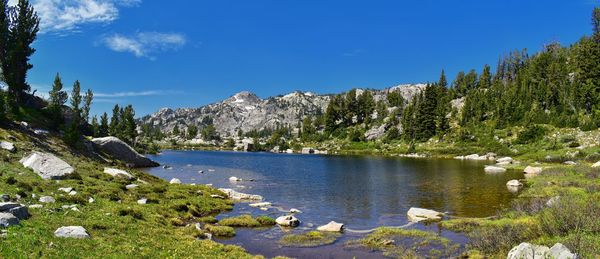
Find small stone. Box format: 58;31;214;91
0;141;15;152
484;166;507;173
28;204;43;209
260;207;268;211
506;180;522;187
54;226;90;239
125;184;139;190
103;168;134;179
524;166;543;175
68;191;77;196
0;213;19;227
546;196;560;207
249;202;271;208
169;178;182;184
563;161;577;166
58;187;73;193
229;176;240;182
382;239;395;246
407;207;443;222
317;221;344;232
88;197;95;203
290;208;302;213
137;198;147;205
39;196;55;203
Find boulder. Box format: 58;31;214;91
0;202;20;212
7;206;29;219
407;207;443;223
39;196;56;203
290;208;302;214
125;184;138;190
20;152;75;180
365;125;386;141
465;154;487;160
301;148;315;154
0;141;15;152
507;243;549;259
137;198;147;205
0;213;19;227
317;221;344;232
524;166;543;175
485;166;507;173
496;157;513;164
54;226;90;239
276;215;300;227
592;161;600;168
91;137;159;168
218;188;263;201
564;161;577;166
506;180;522;187
169;178;182;184
103;168;134;179
548;243;576;259
507;242;576;259
229;176;240;182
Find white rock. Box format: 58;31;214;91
407;207;443;223
229;176;240;182
125;184;138;190
496;157;513;164
103;168;134;179
592;161;600;168
249;202;271;208
507;243;549;259
317;221;344;232
0;213;19;227
169;178;182;184
39;196;55;203
58;187;73;193
28;204;43;209
524;166;543;175
563;161;577;166
88;197;95;203
548;243;576;259
0;141;15;152
546;196;560;207
217;188;263;201
485;166;507;173
496;161;511;166
260;207;268;211
290;208;302;213
276;215;300;227
465;154;487;160
68;191;77;196
506;180;522;187
20;152;75;180
137;198;147;205
54;226;90;239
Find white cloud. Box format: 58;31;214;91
10;0;140;33
103;32;187;58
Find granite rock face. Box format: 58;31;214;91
92;137;159;168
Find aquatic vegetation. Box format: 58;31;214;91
205;224;236;237
218;215;262;227
279;231;340;247
256;215;276;226
348;228;459;258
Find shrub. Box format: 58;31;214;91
515;125;547;144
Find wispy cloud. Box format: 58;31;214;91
342;49;364;57
8;0;141;33
102;32;187;59
95;90;181;97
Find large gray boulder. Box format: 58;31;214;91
7;206;29;220
0;141;15;152
91;137;159;168
54;226;90;239
20;152;75;180
317;221;344;232
218;188;263;201
0;213;19;227
548;243;576;259
507;242;576;259
276;215;300;227
364;124;386;141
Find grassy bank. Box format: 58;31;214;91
0;126;263;258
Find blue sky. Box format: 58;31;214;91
17;0;599;117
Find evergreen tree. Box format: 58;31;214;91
99;112;109;137
343;89;358;125
187;125;198;139
173;124;180;136
414;85;438;141
387;90;404;107
109;104;120;136
301;116;316;141
64;80;82;146
82;89;93;123
2;0;39;104
357;91;375;124
90;115;99;137
122;105;137;145
48;73;68;123
438;70;447;88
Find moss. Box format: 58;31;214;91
279;231;340;247
205;225;236;237
198;216;218;224
218;215;261;227
256;216;276;226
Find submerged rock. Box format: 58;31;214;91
218;188;263;201
103;168;134;179
317;221;344;232
496;157;513;164
20;152;75;180
407;207;443;223
249;202;271;208
506;180;522;187
484;166;507;173
276;215;300;227
54;226;90;239
91;137;159;168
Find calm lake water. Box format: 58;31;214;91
146;150;523;258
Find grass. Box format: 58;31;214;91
347;228;459;258
205;225;236;237
218;214;275;228
0;125;262;258
279;231;340;247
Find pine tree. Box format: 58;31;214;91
109;104;120;136
99;112;109;137
357;91;375;124
48;73;68;123
122;105;137;145
387;90;404;107
90;115;99;137
82;89;93;123
3;0;39;104
187;125;198;139
438;70;447;88
64;80;82;146
0;0;9;85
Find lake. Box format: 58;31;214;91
146;150;523;258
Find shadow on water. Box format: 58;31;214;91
146;150;523;258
